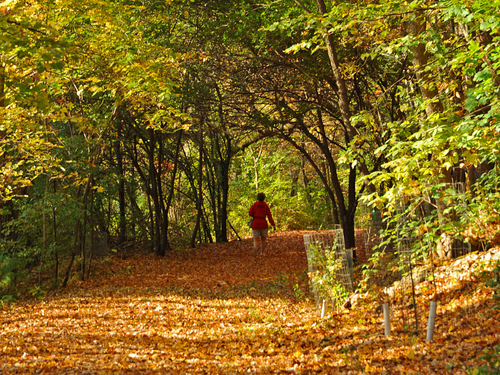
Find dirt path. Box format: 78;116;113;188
1;231;499;374
0;232;326;374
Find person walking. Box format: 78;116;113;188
248;192;276;256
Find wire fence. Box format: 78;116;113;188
303;229;353;315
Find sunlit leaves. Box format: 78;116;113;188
1;233;500;373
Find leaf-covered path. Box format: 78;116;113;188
1;231;499;374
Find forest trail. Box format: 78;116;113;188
1;231;499;374
0;231;323;374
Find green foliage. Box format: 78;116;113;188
362;0;499;210
469;171;500;241
359;250;399;292
0;251;26;295
475;260;500;308
293;282;307;301
229;139;332;235
484;261;500;290
0;294;16;308
308;244;350;305
2;0;500;298
468;344;500;374
29;285;47;300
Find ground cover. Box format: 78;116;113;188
1;231;499;374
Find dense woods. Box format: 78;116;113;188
1;0;499;293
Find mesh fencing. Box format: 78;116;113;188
303;230;353;314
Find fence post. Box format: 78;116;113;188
426;301;437;341
383;303;391;336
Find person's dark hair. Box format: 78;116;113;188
257;192;266;202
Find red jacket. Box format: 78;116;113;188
249;201;275;230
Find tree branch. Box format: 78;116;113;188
291;0;312;14
7;19;47;35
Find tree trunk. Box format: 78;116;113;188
213;84;232;243
148;129;163;255
53;182;59;288
191;119;204;248
114;123;126;244
313;0;365;252
409;9;453;258
0;61;6;240
315;0;357;141
80;174;93;280
163;129;183;252
130;137;155;252
156;132;170;256
408;10;444;117
0;61;4;109
62;221;80;288
86;181;95;280
218;136;231;243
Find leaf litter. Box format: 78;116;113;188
1;230;499;374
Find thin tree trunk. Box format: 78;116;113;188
219;138;231;243
0;61;6;240
114;125;126;244
80;174;93;281
156;132;169;256
409;9;453;258
62;221;80;288
315;0;356;141
310;0;362;250
252;142;264;192
130;138;155;252
408;10;444;117
213;84;231;243
148;192;155;253
191;120;204;248
86;181;95;280
53;182;58;288
0;61;5;109
148;129;163;255
64;176;92;286
162;129;184;253
41;193;47;286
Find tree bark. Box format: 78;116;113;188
315;0;356;141
148;129;163;255
163;129;183;253
80;174;93;280
409;9;454;258
312;0;365;253
0;61;6;239
408;10;444;117
62;221;80;288
191;119;204;248
114;122;127;244
53;182;59;288
86;180;95;280
155;132;169;256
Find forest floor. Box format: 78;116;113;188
1;230;500;374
